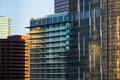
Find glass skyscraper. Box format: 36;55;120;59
54;0;69;13
54;0;77;13
68;0;101;79
68;0;120;80
0;16;11;39
29;0;120;80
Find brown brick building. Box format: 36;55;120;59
0;35;30;80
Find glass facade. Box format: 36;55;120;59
54;0;78;13
67;0;102;80
54;0;69;13
68;0;120;80
0;16;11;39
29;0;120;79
29;12;72;80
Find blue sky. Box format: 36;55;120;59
0;0;54;35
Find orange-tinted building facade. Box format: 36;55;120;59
0;35;30;80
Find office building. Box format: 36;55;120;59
0;16;11;39
0;35;30;80
68;0;120;80
29;0;120;80
54;0;69;13
102;0;120;79
28;12;72;80
68;0;101;79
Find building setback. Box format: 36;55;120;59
0;16;11;39
0;35;30;80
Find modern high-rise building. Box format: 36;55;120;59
29;0;120;80
54;0;77;13
68;0;120;80
54;0;69;13
68;0;101;79
102;0;120;80
28;12;72;80
0;35;30;80
0;16;11;39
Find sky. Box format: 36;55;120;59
0;0;54;35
